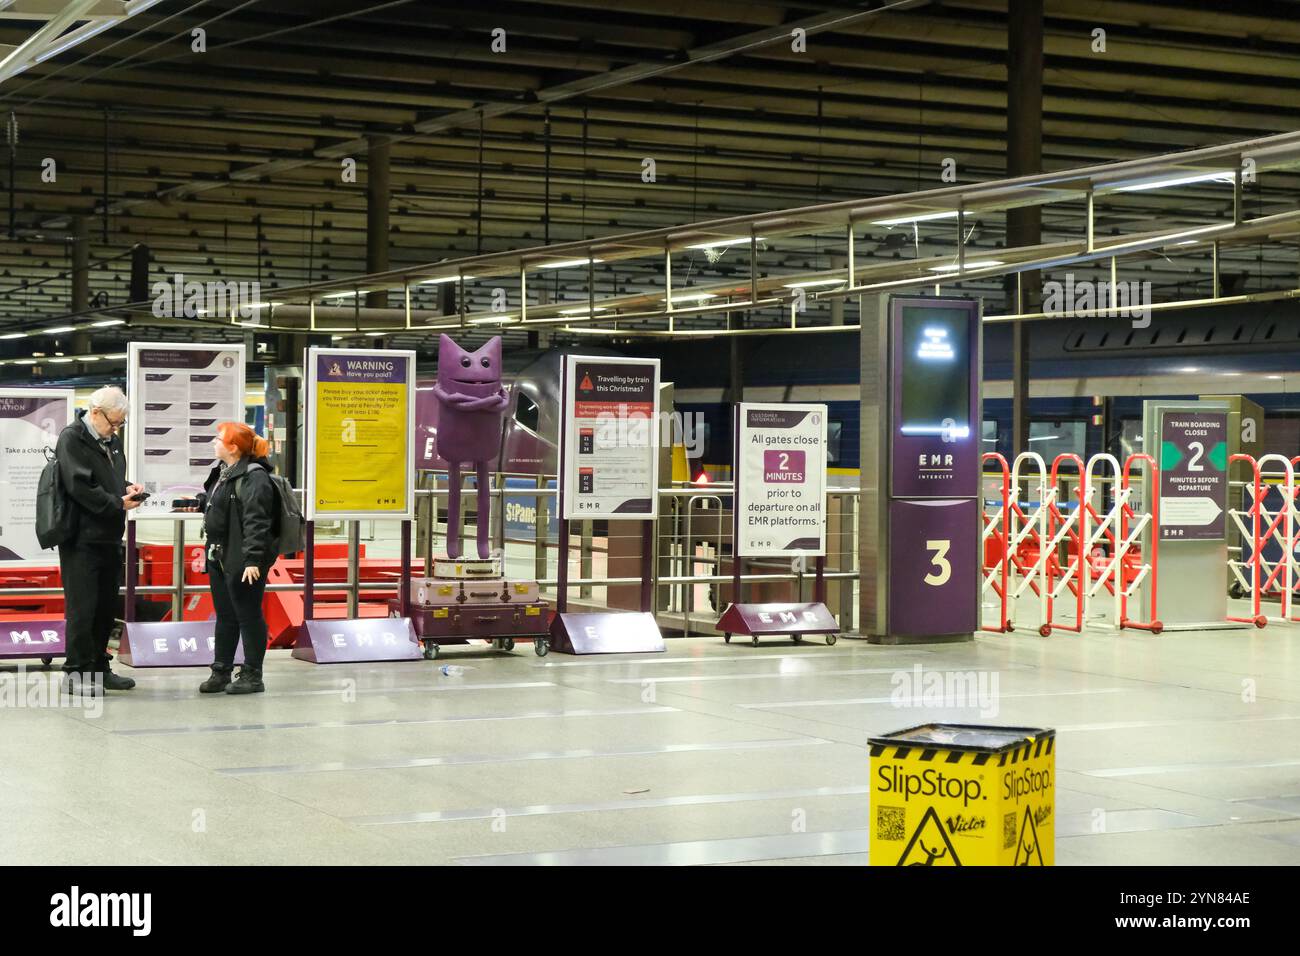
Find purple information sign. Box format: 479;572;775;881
548;612;665;655
887;498;979;636
717;603;837;636
291;617;422;664
0;620;65;660
1159;411;1228;541
118;621;244;667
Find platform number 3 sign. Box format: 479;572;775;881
924;539;952;586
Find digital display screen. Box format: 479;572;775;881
899;306;971;437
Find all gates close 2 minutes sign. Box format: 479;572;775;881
735;402;827;557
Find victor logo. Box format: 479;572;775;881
49;886;151;936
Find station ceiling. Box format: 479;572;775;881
3;0;1300;354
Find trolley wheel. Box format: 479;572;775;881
534;638;549;657
1150;621;1164;635
792;634;804;644
1255;615;1269;629
40;656;52;667
1038;624;1052;637
1006;623;1015;633
723;633;731;644
1229;583;1245;599
825;633;837;646
423;642;440;660
502;638;515;651
751;635;760;647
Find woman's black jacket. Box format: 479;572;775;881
198;455;277;574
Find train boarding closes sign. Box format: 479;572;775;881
1159;410;1228;540
736;403;827;557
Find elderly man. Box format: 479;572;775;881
56;386;145;693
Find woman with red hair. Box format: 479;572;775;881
193;421;277;694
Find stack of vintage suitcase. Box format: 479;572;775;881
401;556;551;659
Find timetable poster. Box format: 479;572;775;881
561;355;660;520
128;343;245;519
306;347;415;521
736;402;827;557
0;389;74;562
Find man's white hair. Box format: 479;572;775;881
87;385;129;415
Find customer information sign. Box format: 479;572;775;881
306;347;416;521
0;389;73;562
735;402;827;557
127;343;245;520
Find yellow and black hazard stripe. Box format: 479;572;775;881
869;732;1055;766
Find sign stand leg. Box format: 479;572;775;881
640;520;653;613
125;521;137;624
303;520;314;621
556;518;569;614
400;519;411;618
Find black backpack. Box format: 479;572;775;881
235;462;305;557
35;447;76;549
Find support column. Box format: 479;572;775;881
1006;0;1043;455
71;216;91;354
829;255;846;325
365;136;390;309
726;309;744;405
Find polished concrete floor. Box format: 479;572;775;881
3;624;1299;866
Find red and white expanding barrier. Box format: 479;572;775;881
981;452;1012;633
1226;453;1293;628
981;451;1160;636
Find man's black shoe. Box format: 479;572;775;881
100;669;136;691
61;672;99;697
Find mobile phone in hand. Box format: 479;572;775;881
130;491;152;502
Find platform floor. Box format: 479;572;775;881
3;624;1299;866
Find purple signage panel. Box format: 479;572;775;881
548;612;665;655
118;621;244;667
1159;411;1228;541
889;297;980;499
292;617;422;664
717;602;837;636
0;619;65;659
887;498;979;637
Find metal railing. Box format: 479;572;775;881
1;479;861;635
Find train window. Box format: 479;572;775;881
1029;420;1086;462
827;421;843;464
515;392;540;432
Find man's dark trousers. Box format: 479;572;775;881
59;544;122;673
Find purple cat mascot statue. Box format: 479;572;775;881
433;334;509;560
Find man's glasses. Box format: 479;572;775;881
97;408;126;430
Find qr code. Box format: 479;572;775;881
1003;811;1017;849
876;805;905;841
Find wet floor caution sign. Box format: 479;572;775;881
868;723;1055;866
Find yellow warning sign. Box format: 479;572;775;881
868;724;1055;867
897;806;961;866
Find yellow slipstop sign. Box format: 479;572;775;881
869;723;1055;867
